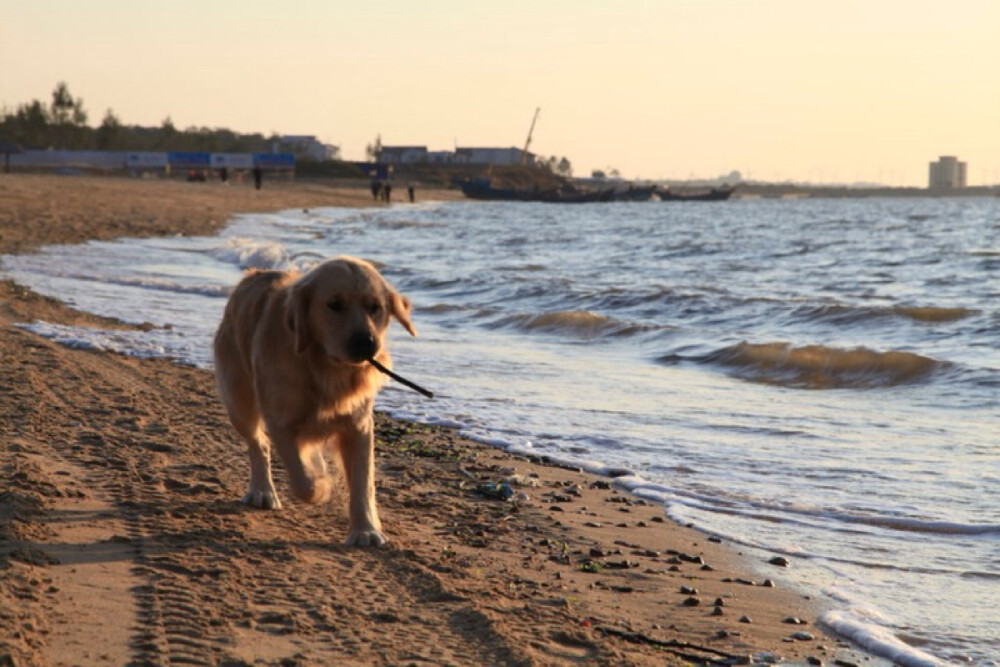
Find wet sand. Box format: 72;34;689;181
0;174;867;665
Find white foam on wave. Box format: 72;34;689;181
17;321;214;369
97;275;230;298
819;610;945;667
812;511;1000;536
668;487;1000;539
210;237;290;270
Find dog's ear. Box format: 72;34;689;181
286;281;314;354
389;291;417;337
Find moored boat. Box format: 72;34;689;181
610;184;659;202
455;178;615;203
657;186;735;202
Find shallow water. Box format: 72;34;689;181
3;197;998;665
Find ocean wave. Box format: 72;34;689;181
790;302;976;326
819;611;945;667
672;341;945;389
418;303;499;321
751;502;1000;538
818;512;1000;536
419;303;475;314
490;310;658;340
375;219;446;230
210;237;289;270
633;467;1000;539
400;275;465;291
497;263;548;272
16;321;213;369
891;306;976;323
94;275;230;298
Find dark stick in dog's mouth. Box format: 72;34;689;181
368;358;435;399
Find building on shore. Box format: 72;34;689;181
378;146;429;164
7;149;294;175
379;145;535;167
453;147;534;166
928;156;967;189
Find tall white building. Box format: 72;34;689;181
928;156;967;189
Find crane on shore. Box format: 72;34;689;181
521;107;540;165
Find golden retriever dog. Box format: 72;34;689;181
213;256;416;547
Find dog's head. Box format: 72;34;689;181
286;256;417;363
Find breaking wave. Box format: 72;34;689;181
790;303;976;326
891;306;976;323
819;611;945;667
210;237;289;270
672;341;946;389
491;309;657;340
97;275;230;298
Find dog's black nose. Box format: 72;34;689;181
346;330;378;362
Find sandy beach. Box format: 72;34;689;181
0;174;868;666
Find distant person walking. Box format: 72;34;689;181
370;179;382;201
252;166;263;190
382;181;392;203
407;183;415;203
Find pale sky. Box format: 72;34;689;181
2;0;999;185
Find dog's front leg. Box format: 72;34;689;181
243;430;282;510
338;415;386;547
268;423;334;505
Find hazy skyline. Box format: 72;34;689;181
3;0;998;185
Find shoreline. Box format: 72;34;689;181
1;174;872;665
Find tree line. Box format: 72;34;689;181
2;82;574;177
0;82;279;154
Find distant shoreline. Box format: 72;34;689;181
700;183;1000;200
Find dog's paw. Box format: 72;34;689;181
344;529;388;548
241;489;282;510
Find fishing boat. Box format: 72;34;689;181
657;186;735;202
455;178;615;203
610;184;659;202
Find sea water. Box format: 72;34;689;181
3;197;997;665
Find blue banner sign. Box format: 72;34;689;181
167;151;211;168
253;153;295;169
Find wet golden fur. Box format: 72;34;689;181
213;256;416;547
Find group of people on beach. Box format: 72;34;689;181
187;166;264;190
189;167;422;200
370;179;416;204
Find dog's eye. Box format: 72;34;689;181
327;299;344;313
368;302;383;316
